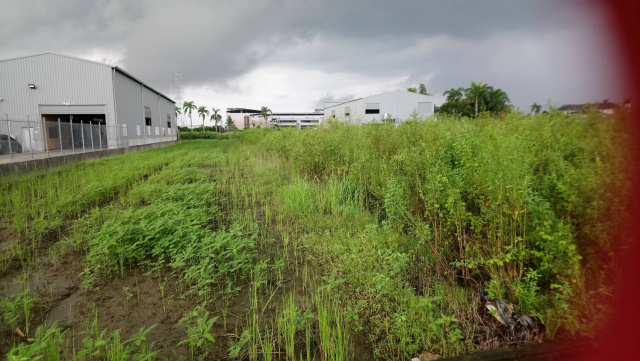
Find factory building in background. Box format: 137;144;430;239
226;108;323;130
323;90;435;124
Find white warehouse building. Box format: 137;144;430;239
323;90;435;124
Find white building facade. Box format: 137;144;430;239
226;108;263;130
251;112;323;129
227;108;323;130
323;90;435;124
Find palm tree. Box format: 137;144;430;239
210;108;220;132
530;103;542;115
183;101;197;129
197;106;209;130
486;87;511;114
225;115;237;131
465;81;489;118
174;106;182;126
260;106;271;128
443;87;465;103
418;83;431;96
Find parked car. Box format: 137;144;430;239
0;134;23;154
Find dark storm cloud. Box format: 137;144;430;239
315;93;357;109
0;0;619;107
1;0;583;82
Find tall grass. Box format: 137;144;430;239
256;110;629;357
2;111;628;360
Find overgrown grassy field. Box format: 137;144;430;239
0;111;630;360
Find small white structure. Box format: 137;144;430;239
323;90;435;124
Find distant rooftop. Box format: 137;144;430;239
323;89;433;109
558;101;619;112
226;108;262;114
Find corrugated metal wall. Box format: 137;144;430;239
0;53;177;148
113;70;177;146
0;53;115;125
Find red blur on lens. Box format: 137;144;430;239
591;0;640;360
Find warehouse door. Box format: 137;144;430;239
39;105;107;150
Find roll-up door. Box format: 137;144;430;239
39;105;106;115
365;103;380;114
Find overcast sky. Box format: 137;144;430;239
0;0;624;126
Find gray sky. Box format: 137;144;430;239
0;0;624;125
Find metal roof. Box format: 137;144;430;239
323;89;435;110
226;108;262;114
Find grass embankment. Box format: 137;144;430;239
0;111;629;360
179;131;233;140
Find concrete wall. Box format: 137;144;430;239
324;90;435;124
0;140;179;175
227;111;261;130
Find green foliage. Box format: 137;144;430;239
1;279;38;337
0;110;627;360
180;131;233;140
79;201;256;294
7;323;157;361
316;290;352;361
437;81;511;117
7;324;65;361
0;146;174;238
179;302;219;360
256;111;627;356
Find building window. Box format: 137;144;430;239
417;102;432;114
122;124;127;137
166;114;171;128
331;110;336;117
345;106;350;116
365;103;380;114
136;125;141;136
244;116;250;128
155;127;159;136
144;106;152;126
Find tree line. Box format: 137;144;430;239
176;102;273;131
434;81;511;118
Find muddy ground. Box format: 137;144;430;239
0;223;374;360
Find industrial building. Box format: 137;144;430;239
252;111;323;129
226;108;323;129
226;108;263;130
323;90;435;123
0;53;177;153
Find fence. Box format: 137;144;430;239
0;118;178;164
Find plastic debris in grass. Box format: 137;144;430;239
472;286;539;345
